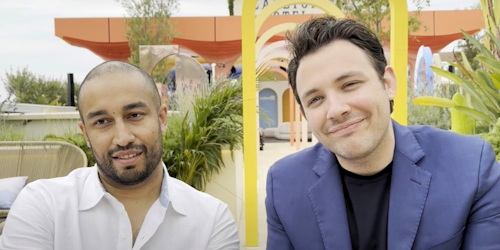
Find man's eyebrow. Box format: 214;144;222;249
333;71;365;83
87;110;108;120
123;101;148;111
301;88;320;101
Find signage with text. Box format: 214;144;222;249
233;0;325;16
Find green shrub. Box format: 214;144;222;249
163;77;243;191
479;119;500;161
407;100;451;130
0;124;24;141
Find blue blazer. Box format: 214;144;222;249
265;121;500;250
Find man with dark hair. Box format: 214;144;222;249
265;16;500;250
0;61;240;250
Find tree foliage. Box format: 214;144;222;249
3;67;79;106
228;0;234;15
117;0;179;83
454;2;483;71
329;0;430;44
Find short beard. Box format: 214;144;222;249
91;133;163;186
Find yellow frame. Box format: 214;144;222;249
242;0;407;246
255;23;298;56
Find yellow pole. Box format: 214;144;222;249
295;102;301;150
241;0;259;246
242;0;346;246
290;88;294;146
389;0;408;125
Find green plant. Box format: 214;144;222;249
329;0;429;44
227;0;234;16
412;33;500;132
163;77;243;191
413;0;500;132
407;99;451;130
0;124;24;141
117;0;179;83
44;132;94;167
479;118;500;160
3;67;79;106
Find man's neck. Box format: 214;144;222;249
99;164;163;202
337;123;395;176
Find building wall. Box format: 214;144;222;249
258;80;305;126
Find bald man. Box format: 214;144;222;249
0;61;240;250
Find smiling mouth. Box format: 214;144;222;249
113;152;143;159
330;119;364;134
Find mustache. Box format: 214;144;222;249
323;115;363;132
107;143;147;157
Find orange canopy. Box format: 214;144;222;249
55;10;484;77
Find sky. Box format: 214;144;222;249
0;0;480;100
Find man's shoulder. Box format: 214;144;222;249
404;125;491;176
407;124;485;151
23;167;92;196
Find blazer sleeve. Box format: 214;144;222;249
265;165;294;250
462;140;500;249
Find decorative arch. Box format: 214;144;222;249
282;88;302;122
263;68;288;79
255;23;298;56
138;45;179;76
257;40;287;61
259;88;279;128
256;52;290;68
260;60;288;70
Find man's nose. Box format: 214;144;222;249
112;121;135;147
326;95;351;120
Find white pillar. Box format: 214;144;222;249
295;102;301;151
211;63;216;83
302;117;308;149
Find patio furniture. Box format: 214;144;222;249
0;141;87;236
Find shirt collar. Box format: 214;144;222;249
79;163;186;215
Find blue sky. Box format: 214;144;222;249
0;0;480;101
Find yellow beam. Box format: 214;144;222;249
241;0;259;246
389;0;408;124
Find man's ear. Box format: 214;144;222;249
383;66;397;101
78;121;91;148
158;104;168;133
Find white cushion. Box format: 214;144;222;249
0;176;28;209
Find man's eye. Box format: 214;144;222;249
344;81;360;89
129;113;144;119
93;119;108;125
309;97;321;105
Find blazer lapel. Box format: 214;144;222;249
308;146;353;250
388;121;432;250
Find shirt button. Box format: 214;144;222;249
122;234;127;239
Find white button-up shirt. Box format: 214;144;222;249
0;164;239;250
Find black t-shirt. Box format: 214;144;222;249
339;162;393;250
